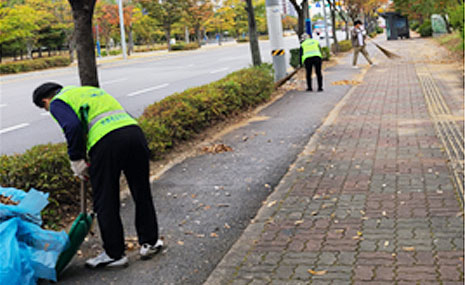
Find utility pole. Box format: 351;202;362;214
320;0;330;48
265;0;286;81
118;0;127;59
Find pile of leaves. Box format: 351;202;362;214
0;194;19;205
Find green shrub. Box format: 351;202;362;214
258;35;269;40
368;32;377;38
0;56;71;74
0;143;81;228
336;40;352;52
321;47;330;61
376;26;384;34
100;49;122;56
290;48;300;68
236;37;249;43
419;20;433;37
170;42;200;51
448;3;464;38
410;20;420;31
134;44;167;52
139;65;274;157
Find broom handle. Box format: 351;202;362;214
80;180;87;214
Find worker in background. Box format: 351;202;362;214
300;33;323;92
32;83;163;268
351;20;374;68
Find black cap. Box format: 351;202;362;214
33;82;63;108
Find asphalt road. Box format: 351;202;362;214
51;48;363;284
0;37;301;155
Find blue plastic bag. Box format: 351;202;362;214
0;187;69;284
0;187;49;225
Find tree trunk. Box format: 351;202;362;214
328;0;338;53
165;24;172;51
195;25;201;46
27;40;33;59
128;25;134;55
67;30;76;62
68;0;99;87
245;0;261;66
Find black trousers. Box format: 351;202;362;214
89;125;159;259
304;56;323;90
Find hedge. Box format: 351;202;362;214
419;20;433;37
336;40;352;52
139;64;274;157
0;65;274;227
0;56;71;74
170;42;200;51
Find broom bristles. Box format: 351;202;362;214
374;43;401;59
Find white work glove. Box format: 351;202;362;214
70;159;89;180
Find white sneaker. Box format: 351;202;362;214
140;239;164;260
352;65;359;69
85;251;128;268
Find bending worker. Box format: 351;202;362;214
33;83;163;268
300;33;323;92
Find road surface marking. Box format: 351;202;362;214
0;123;30;135
187;64;194;67
101;78;128;85
127;83;169;97
210;67;229;74
40;112;50;116
0;104;6;108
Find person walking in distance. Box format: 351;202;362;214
351;20;374;68
32;83;163;268
300;33;323;92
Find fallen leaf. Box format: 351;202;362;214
224;223;231;229
127;242;135;250
311;211;318;216
382;211;387;216
217;203;230;208
357;231;363;236
210;233;218;238
297;167;305;172
264;184;271;189
267;200;277;207
335;229;344;234
178;241;185;246
191;194;197;199
308;269;327;275
403;247;415;251
196;234;205;238
294;220;304;225
202;143;233;154
384;241;390;247
204;205;211;210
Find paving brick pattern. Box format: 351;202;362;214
205;42;464;284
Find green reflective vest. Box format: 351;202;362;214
51;86;137;152
301;38;322;63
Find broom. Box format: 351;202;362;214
373;42;401;59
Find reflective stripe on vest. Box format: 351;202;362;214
51;86;137;151
301;39;322;63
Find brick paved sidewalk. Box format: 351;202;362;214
205;38;464;284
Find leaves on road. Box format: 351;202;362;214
202;144;233;154
331;80;361;86
308;269;327;275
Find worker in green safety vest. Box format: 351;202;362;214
33;83;163;268
300;33;323;92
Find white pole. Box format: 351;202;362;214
118;0;127;59
321;0;330;48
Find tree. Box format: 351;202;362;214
282;15;298;32
289;0;308;39
137;0;186;51
184;0;213;45
68;0;99;87
245;0;261;65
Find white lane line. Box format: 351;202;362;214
210;67;229;74
0;104;7;108
0;123;30;135
127;83;169;97
187;64;194;67
101;78;128;85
